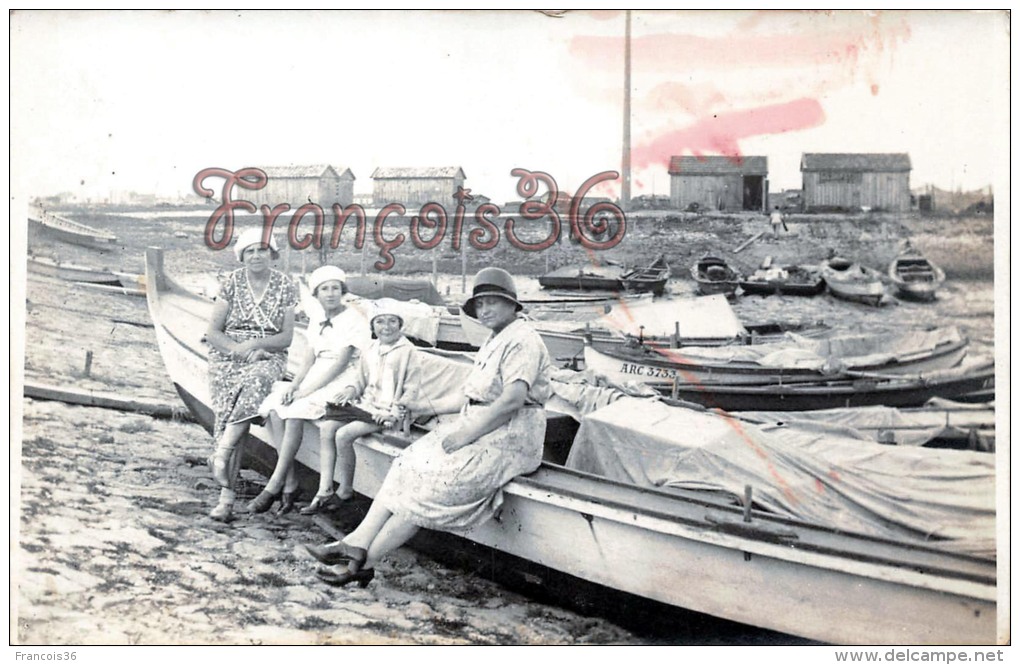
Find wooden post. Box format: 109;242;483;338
743;484;753;560
461;238;467;293
83;350;93;378
432;253;438;290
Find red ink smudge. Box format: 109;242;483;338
631;97;826;171
871;83;880;95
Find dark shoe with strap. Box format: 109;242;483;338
316;566;375;589
299;492;347;516
275;491;299;515
244;489;281;514
303;541;367;568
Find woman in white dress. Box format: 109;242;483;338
245;265;370;514
303;267;552;588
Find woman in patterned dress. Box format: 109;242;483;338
204;228;299;522
303;267;552;587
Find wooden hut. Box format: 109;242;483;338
244;165;355;208
800;153;911;212
668;156;768;212
371;167;466;208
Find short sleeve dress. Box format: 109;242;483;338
208;268;299;440
374;317;552;532
259;303;371;421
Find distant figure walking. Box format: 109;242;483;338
770;206;787;239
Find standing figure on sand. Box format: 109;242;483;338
304;267;553;588
203;229;299;522
770;206;788;239
244;265;370;515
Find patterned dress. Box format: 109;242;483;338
376;318;552;532
259;304;371;421
208;268;299;439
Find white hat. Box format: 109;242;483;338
370;298;404;327
234;228;280;262
309;265;348;295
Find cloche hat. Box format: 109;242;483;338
234;228;280;262
462;267;523;318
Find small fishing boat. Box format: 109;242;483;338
27;255;122;286
582;326;970;388
888;251;946;301
739;257;826;297
690;256;741;296
538;261;626;291
654;360;995;411
620;254;670;296
144;247;996;645
820;256;887;306
28;208;117;247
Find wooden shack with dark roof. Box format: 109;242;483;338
245;165;355;208
371;167;466;208
800;153;911;212
667;155;768;212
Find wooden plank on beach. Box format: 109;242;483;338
23;381;196;422
733;231;765;254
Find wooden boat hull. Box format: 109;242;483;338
691;257;740;297
662;369;994;411
28;210;117;247
889;254;946;302
739;272;826;297
27;256;122;285
583;333;970;388
621;256;670;296
821;259;887;306
144;248;997;645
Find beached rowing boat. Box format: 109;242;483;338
888;251;946;302
27;255;122;285
28;208;117;247
820;256;888;306
582;325;970;388
620;255;670;296
739;257;826;297
690;256;741;297
144;247;997;645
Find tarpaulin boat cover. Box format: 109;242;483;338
649;325;963;372
565;397;995;559
531;294;747;341
734;400;994;448
345;276;446;306
300;288;444;346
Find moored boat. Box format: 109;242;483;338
28;208;117;246
888;251;946;301
820;256;887;306
690;256;741;296
144;247;996;645
739;257;825;297
27;255;122;286
538;261;626;291
582;325;970;388
621;254;670;296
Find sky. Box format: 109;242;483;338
10;10;1009;205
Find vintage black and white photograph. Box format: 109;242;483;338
10;10;1009;649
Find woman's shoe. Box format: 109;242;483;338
303;541;367;568
244;489;281;514
299;492;345;515
316;566;375;589
276;491;299;515
209;488;236;522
